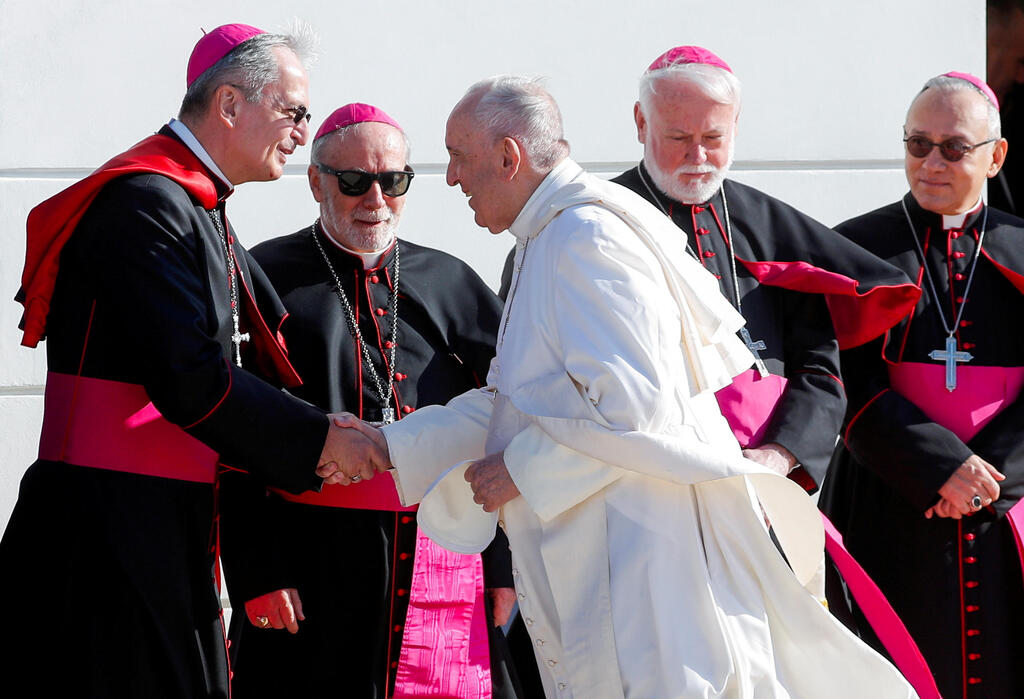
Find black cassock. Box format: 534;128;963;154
614;164;849;486
820;194;1024;698
220;225;524;698
0;128;328;699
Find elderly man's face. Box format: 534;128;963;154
635;77;737;204
231;47;310;184
445;106;516;234
904;88;1005;216
309;122;407;252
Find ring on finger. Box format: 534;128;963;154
351;474;362;483
970;495;983;511
256;615;270;628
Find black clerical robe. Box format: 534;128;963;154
613;164;917;486
0;128;327;699
820;194;1024;699
220;226;518;698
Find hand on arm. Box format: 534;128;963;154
742;442;798;476
924;454;1005;519
465;451;520;512
315;414;392;484
245;588;305;634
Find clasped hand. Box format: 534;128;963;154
465;451;520;512
925;454;1005;520
315;412;392;485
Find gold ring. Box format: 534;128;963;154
351;475;362;483
256;616;269;628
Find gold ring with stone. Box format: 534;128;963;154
256;616;270;628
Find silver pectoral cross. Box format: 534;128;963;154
380;407;395;425
740;327;770;378
230;326;250;367
928;335;972;392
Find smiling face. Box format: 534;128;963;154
310;122;407;252
444;104;518;234
904;88;1006;215
230;47;310;184
635;77;737;204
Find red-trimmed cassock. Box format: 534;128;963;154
0;125;330;698
820;193;1024;698
612;164;919;488
219;226;526;698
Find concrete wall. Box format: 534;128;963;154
0;0;983;531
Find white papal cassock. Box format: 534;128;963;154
381;159;917;699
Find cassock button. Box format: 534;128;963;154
966;580;980;588
397;589;407;596
401;516;413;524
968;678;982;685
696;227;710;235
376;308;387;316
525;617;534;625
965;556;977;563
402;405;414;414
955;273;966;280
969;653;982;661
956;296;964;303
965;533;976;541
703;250;716;258
558;682;567;690
394;624;403;633
384;341;395;349
966;604;979;612
960;320;972;327
536;638;545;646
963;342;976;350
518;592;527;600
967;629;981;637
951;231;962;239
394;372;406;381
547;659;557;667
952;251;966;259
693;206;706;213
399;552;410;560
370;275;379;283
391;661;399;669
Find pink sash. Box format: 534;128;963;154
38;371;217;483
393;530;492;698
715;369;787;447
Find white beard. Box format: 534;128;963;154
324;208;400;253
645;143;734;205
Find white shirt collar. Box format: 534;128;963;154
167;118;234;195
508;158;584;243
322;228;395;270
941;197;984;229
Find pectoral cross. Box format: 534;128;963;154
381;407;395;425
740;327;770;378
928;335;972;392
230;324;250;367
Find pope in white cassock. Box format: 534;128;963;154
338;76;919;698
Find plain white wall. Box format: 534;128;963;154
0;0;984;531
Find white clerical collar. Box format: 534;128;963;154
941;197;984;229
322;225;395;270
167;118;234;195
508;158;585;242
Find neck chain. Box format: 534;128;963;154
638;168;767;375
207;208;249;367
900;199;987;391
311;219;400;423
499;238;530;350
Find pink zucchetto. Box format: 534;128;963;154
647;45;732;74
314;103;403;142
186;23;265;87
942;71;999;111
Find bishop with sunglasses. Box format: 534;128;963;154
219;104;526;698
821;72;1024;698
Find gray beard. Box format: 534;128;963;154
646;159;729;205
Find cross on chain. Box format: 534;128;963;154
928;335;972;392
739;327;770;378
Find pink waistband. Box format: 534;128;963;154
274;474;416;512
38;371;218;483
888;363;1024;442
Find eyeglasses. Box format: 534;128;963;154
282;105;311;125
315;164;415;197
903;135;996;162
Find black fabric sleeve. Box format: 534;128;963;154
761;290;846;484
841;338;973;511
968;393;1024;516
83;176;325;494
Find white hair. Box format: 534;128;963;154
638;62;742;116
179;20;318;119
909;75;1001;139
457;75;570;169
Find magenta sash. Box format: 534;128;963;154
38;371;218;483
888;362;1024;442
822;514;942;698
274;475;416;511
714;369;787;447
393;530;492;698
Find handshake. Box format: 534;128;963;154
314;413;392;485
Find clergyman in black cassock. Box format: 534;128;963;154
821;72;1024;698
220;104;529;698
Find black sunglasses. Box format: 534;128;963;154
315;164;415;197
903;135;996;162
282;105;312;125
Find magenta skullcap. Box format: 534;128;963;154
314;103;403;142
186;23;266;87
647;45;732;74
942;71;999;111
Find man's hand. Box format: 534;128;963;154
244;588;304;634
928;454;1005;519
465;451;520;512
315;415;392;485
489;587;517;627
742;442;797;476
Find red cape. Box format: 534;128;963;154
19;134;219;348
